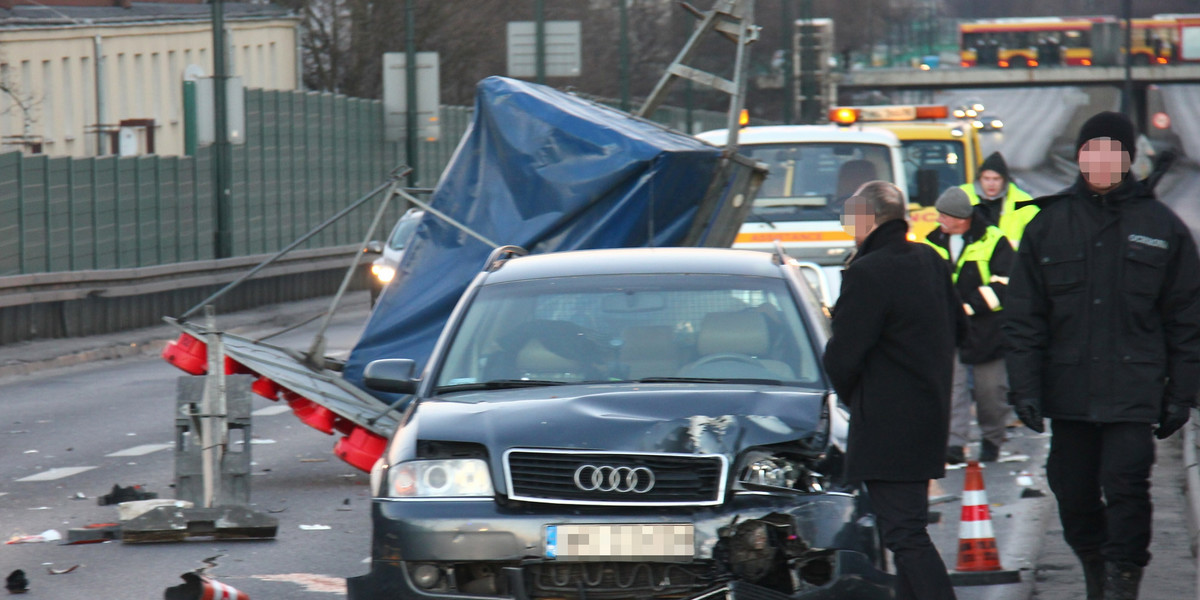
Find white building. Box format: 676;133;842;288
0;0;300;157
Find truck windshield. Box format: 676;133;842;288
434;274;822;393
899;140;967;205
737;142;894;222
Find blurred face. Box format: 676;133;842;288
841;195;875;247
1078;137;1130;193
936;211;971;235
979;170;1005;197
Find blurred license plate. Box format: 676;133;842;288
545;524;694;562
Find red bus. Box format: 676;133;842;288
960;15;1194;68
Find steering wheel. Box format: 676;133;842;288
678;353;763;378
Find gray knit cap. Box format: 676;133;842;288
935;187;973;219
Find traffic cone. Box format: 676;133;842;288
949;460;1021;585
164;572;249;600
956;460;1001;571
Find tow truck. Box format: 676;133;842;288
828;104;985;241
694;123;907;267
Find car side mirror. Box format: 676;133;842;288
364;240;384;254
363;359;419;395
916;168;940;207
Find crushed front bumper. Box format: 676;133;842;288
346;490;894;600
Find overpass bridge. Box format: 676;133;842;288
838;64;1200;91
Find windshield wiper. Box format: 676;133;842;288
436;379;569;393
634;377;784;385
747;212;777;229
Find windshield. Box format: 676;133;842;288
737;142;894;222
434;273;822;393
900;140;967;206
388;215;421;251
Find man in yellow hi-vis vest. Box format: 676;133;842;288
925;187;1016;465
959;151;1037;248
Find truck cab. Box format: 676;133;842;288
828;104;985;241
694;125;907;267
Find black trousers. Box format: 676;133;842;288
864;479;957;600
1046;419;1156;567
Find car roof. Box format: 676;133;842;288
695;125;901;147
482;247;788;284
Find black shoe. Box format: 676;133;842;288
1103;561;1143;600
979;440;1001;462
946;446;965;465
1077;552;1105;600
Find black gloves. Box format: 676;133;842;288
1155;403;1192;440
1012;397;1044;433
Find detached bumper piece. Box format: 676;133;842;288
121;505;278;543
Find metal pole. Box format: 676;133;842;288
1121;0;1133;116
536;0;546;84
177;175;399;321
782;0;794;123
619;0;630;112
405;0;418;187
212;0;234;258
201;305;226;508
306;180;400;366
93;34;105;156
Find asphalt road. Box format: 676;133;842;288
0;296;374;598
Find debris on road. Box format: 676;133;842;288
97;483;157;505
298;524;331;531
5;530;61;544
64;523;121;545
45;565;78;575
5;569;28;593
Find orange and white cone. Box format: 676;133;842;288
165;572;250;600
949;460;1021;585
199;577;250;600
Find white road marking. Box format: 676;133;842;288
16;466;97;482
253;404;292;416
105;443;174;457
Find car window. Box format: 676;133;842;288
738;142;895;222
900;140;967;202
388;215;422;251
434;273;822;392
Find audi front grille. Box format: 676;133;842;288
504;449;727;506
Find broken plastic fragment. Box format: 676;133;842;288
5;529;61;544
46;565;79;575
298;524;331;530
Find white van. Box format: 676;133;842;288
695;125;907;267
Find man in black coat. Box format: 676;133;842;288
824;181;964;600
1003;111;1200;600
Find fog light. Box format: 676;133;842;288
412;564;441;589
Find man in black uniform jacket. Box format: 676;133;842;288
1003;111;1200;600
824;181;965;600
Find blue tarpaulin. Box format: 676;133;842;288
342;77;752;400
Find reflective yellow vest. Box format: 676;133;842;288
958;182;1037;249
924;224;1008;313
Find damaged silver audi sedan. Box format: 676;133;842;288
347;247;894;600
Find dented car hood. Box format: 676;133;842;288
410;383;826;459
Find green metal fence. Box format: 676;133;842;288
0;89;729;277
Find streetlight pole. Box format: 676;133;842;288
405;0;418;187
782;0;794;123
211;0;233;258
619;0;630;112
1121;0;1133;118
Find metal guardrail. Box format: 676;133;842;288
0;244;362;310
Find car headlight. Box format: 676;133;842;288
971;120;984;129
371;263;396;283
737;450;801;489
387;458;494;498
990;119;1004;129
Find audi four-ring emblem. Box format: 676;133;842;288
573;465;655;493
